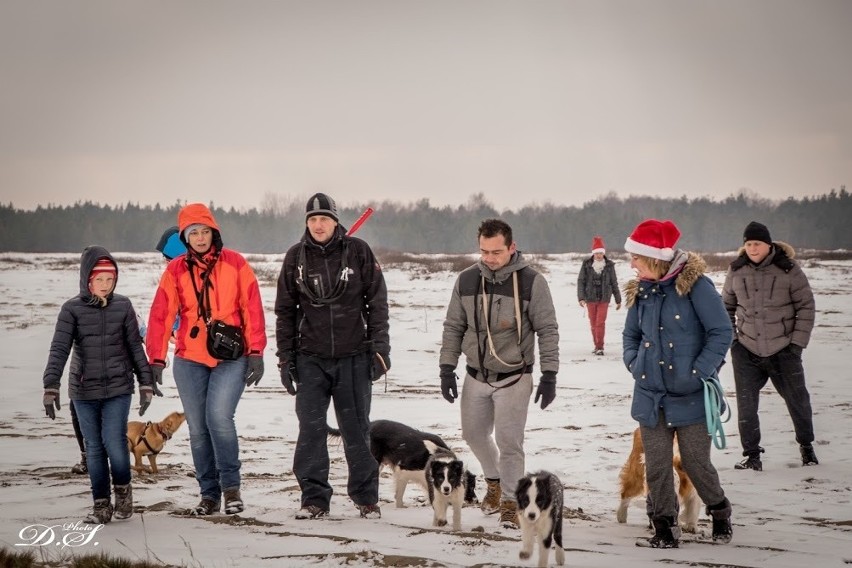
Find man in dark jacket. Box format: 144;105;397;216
275;193;389;520
722;221;818;471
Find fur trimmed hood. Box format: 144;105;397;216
624;251;707;308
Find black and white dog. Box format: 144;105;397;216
424;445;468;531
516;471;565;567
328;419;477;508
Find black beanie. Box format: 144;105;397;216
743;221;772;245
305;193;338;223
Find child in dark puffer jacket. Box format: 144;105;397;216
42;246;155;525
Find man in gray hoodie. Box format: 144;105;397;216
439;218;559;529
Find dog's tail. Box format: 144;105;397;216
326;424;342;438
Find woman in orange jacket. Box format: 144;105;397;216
147;203;267;516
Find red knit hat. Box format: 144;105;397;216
89;258;116;282
591;236;605;254
624;219;681;261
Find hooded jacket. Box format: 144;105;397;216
440;252;559;376
721;241;815;357
623;251;732;428
577;255;621;304
275;224;389;359
43;246;153;400
146;204;267;367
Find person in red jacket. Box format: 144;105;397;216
147;203;267;516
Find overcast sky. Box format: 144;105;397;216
1;0;850;212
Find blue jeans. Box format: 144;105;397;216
73;394;132;500
173;356;246;501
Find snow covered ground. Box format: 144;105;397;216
1;251;850;567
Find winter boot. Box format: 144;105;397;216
499;500;519;529
707;498;733;544
113;484;133;520
191;497;220;516
223;487;244;515
637;516;680;548
481;478;501;515
734;448;764;471
800;444;819;466
295;505;329;520
358;504;382;519
71;452;87;475
84;498;114;525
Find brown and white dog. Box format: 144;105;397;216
126;411;185;474
616;428;700;532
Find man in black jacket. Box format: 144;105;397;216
275;193;389;520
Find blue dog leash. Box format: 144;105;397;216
701;373;731;450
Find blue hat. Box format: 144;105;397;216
156;226;186;260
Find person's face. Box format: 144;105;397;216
630;254;657;281
89;273;115;298
593;252;605;261
187;226;213;254
307;215;338;244
744;240;771;264
479;234;516;271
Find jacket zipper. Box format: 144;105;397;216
101;307;108;399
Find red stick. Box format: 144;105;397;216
346;207;374;236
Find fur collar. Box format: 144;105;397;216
624;251;707;308
729;241;795;272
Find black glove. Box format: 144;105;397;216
534;372;557;410
139;386;153;416
43;389;60;420
152;382;164;397
244;355;265;387
788;343;803;358
279;356;298;396
440;364;459;403
151;363;164;386
372;352;390;381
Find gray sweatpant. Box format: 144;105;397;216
640;412;727;520
460;372;533;502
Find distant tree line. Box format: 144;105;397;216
1;187;850;254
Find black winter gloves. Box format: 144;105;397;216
43;389;60;420
279;355;298;396
440;364;459;403
534;372;557;410
244;354;265;386
151;363;164;386
139;386;154;416
372;352;390;381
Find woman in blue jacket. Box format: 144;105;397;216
622;219;733;548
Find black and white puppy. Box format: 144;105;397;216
516;471;565;567
424;445;467;531
328;419;477;508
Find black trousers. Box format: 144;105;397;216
731;341;814;457
293;351;378;509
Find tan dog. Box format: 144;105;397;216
126;411;185;473
616;428;701;532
